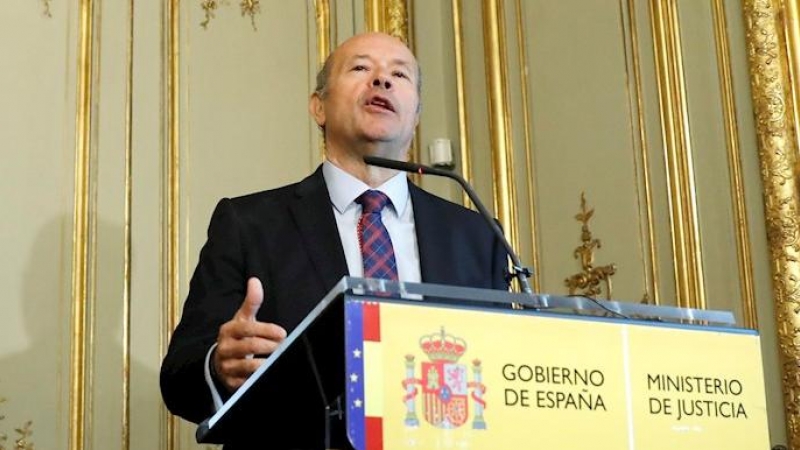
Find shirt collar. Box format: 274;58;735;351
322;159;409;216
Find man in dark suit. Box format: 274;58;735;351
160;31;509;449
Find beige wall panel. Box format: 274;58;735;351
676;0;742;315
413;1;463;202
503;0;534;270
91;0;139;448
181;2;321;282
0;1;78;449
130;0;172;447
461;1;495;215
523;1;647;300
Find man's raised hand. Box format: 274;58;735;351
212;277;287;392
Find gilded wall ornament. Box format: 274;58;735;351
0;398;34;450
564;193;616;300
743;0;800;446
41;0;52;17
200;0;260;30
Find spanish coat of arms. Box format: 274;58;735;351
401;327;487;430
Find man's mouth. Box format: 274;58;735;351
366;95;396;113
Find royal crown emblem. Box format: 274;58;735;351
402;327;487;430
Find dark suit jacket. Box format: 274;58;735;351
160;166;509;449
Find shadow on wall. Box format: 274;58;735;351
0;214;159;449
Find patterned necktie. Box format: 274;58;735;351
356;190;398;281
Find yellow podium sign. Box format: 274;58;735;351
343;299;768;450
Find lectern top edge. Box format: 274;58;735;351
342;276;737;327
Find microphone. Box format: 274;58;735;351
363;155;534;296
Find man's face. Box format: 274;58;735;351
311;33;420;159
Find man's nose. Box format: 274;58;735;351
372;76;392;90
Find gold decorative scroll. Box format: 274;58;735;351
200;0;260;30
42;0;52;17
649;0;706;309
482;0;520;277
712;0;758;329
743;0;800;446
565;193;617;300
0;397;35;450
199;0;217;29
71;0;96;449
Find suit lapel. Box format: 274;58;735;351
410;183;453;284
289;167;350;293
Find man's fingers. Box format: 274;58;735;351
215;358;266;391
216;334;284;359
235;277;264;321
219;320;287;341
218;357;266;379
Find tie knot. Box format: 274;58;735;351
357;190;390;214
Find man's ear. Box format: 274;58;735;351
309;93;326;128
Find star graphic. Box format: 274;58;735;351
350;373;359;383
353;348;362;358
354;398;363;408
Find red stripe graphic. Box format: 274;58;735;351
366;416;383;450
363;302;381;341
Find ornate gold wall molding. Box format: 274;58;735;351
71;0;96;449
712;0;758;329
784;0;800;144
624;0;661;305
315;0;331;160
743;0;800;446
513;0;540;292
482;0;520;276
163;0;180;448
649;0;706;309
365;0;409;42
122;0;135;448
315;0;331;66
451;0;473;209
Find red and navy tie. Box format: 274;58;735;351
356;190;398;281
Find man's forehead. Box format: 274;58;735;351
334;34;416;63
347;53;414;67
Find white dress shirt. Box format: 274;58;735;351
322;159;421;282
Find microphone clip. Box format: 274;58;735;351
504;265;533;286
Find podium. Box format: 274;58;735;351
196;277;769;449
